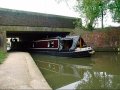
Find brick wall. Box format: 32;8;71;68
72;27;120;51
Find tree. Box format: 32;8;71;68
55;0;117;30
75;0;108;30
109;0;120;22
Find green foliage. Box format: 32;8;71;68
73;18;82;28
56;0;120;30
0;50;7;64
109;0;120;22
75;0;108;30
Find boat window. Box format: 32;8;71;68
62;40;73;50
48;40;54;48
77;38;87;48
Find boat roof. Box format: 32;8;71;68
61;36;80;40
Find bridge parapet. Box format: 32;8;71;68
0;8;76;28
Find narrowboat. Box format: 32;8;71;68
30;36;95;58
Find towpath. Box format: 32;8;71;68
0;52;52;89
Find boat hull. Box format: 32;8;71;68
30;50;91;58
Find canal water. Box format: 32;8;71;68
31;52;120;90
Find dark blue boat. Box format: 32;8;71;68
30;36;95;58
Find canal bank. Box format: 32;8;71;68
0;52;51;89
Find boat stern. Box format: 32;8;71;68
75;47;95;55
86;47;95;55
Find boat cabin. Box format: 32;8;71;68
32;39;59;50
30;36;87;51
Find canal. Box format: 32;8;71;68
31;52;120;90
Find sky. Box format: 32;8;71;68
0;0;79;17
0;0;120;27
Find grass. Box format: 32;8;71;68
0;50;7;64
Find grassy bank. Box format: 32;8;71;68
0;50;7;64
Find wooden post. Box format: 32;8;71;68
80;38;82;48
0;31;7;52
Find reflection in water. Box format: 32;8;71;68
36;60;92;78
31;52;120;90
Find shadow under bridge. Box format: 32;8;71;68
6;31;70;51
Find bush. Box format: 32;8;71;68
0;50;7;64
